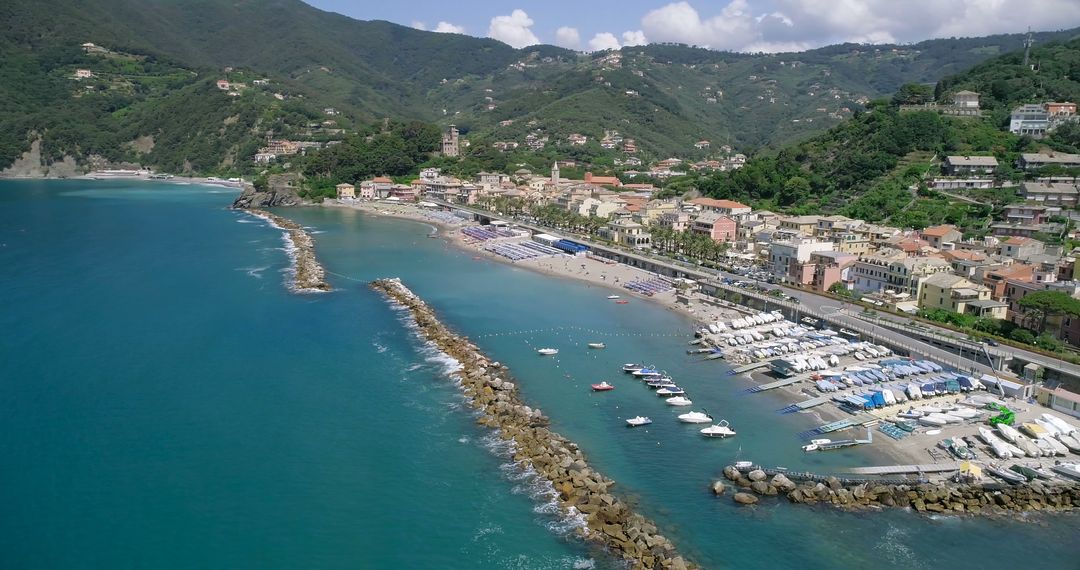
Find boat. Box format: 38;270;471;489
537;348;559;355
623;363;645;372
626;416;652;427
918;414;948;427
1042;413;1077;435
632;368;662;377
677;411;713;424
1050;463;1080;481
591;381;615;391
700;420;736;438
587;342;607;349
1008;464;1039;482
665;396;693;406
607;295;621;299
615;300;630;304
986;464;1027;484
802;438;832;452
942;438;976;460
655;386;685;396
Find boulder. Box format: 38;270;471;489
733;492;759;505
750;481;770;495
770;473;797;493
723;465;740;481
711;481;727;496
747;469;767;482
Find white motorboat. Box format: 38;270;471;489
700;420;736;438
607;295;621;299
1057;433;1080;453
1042;413;1078;435
1050;462;1080;481
626;416;652;427
622;363;645;372
802;438;831;452
656;386;685;396
665;396;693;406
677;411;713;424
918;414;948;427
537;348;559;356
587;342;606;349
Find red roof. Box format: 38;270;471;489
372;176;393;183
689;198;750;210
921;225;958;238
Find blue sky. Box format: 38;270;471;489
304;1;1080;53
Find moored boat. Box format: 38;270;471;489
622;363;645;372
607;295;621;299
537;348;559;355
700;420;736;438
802;438;831;452
665;396;693;406
588;342;606;349
677;410;713;424
591;381;615;391
655;386;685;396
626;416;652;427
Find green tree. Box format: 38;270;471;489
1017;290;1080;333
891;83;934;106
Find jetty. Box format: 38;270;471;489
850;462;961;476
745;376;800;393
242;209;330;292
371;278;695;569
730;361;769;375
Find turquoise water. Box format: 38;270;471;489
1;180;1077;569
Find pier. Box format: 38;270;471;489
745;376;802;393
850;462;961;476
730;361;769;375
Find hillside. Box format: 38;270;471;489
698;37;1080;229
2;0;1078;175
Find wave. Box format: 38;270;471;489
238;265;270;279
372;341;389;354
873;522;926;569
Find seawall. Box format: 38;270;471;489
717;464;1080;515
242;208;331;292
371;277;697;570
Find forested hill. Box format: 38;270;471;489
1;0;1078;175
697;38;1080;227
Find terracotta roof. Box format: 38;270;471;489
1004;236;1036;245
944;250;987;262
689;198;750;210
921;225;958;238
372;176;393;183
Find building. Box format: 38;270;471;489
583;172;622;187
74;69;94;79
769;239;834;285
656;211;691;232
690;212;737;243
776;215;820;236
694;140;710;149
335;183;355;200
1045;101;1078;116
1003;204;1059;226
1017;152;1080;170
1009;104;1050;137
1036;385;1080;419
920;225;962;249
358;181;376;200
1020;181;1080;207
216;79;230;90
567;134;588;145
687;198;752;221
943;156;998;176
919;273;1006;318
441;125;460;157
1001;236;1046;260
953;90;980;109
851;251;951;297
808;250;857;293
600;218;651;248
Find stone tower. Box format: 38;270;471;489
551;161;560;184
441;125;459;157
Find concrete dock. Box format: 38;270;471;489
849;462;961;475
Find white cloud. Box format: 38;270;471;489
411;21;427;31
588;32;622;52
621;30;648;47
488;9;540;48
433;21;466;34
554;26;581;50
640;1;1080;53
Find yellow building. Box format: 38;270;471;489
336;183;356;199
919;272;1006;318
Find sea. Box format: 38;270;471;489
1;179;1077;569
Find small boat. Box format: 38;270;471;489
700;420;736;438
607;295;621;299
1009;464;1039;482
986;464;1026;484
677;410;713;424
734;460;753;470
665;396;693;406
615;300;629;304
1051;463;1080;481
802;438;831;452
633;368;662;377
587;342;606;349
655;386;685;396
591;381;615;391
622;363;645;372
537;348;559;356
626;416;652;427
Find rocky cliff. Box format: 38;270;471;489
231;174;306;208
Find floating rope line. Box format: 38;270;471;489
325;270;367;282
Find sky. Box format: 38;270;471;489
304;0;1080;53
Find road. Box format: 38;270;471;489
434;200;1080;382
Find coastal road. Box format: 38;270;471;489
431;200;1080;382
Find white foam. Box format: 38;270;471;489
372;341;389;354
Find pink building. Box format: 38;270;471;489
691;212;737;242
808;251;857;292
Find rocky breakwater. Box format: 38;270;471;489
716;465;1080;516
371;277;697;570
242;208;330;292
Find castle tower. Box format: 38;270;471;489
551;161;560;184
441;125;459;157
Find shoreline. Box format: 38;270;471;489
372;277;696;570
241;208;331;293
